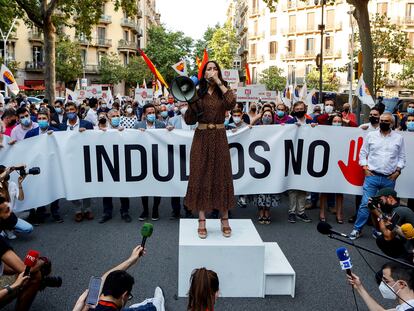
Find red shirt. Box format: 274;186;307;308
342;111;357;124
4;125;16;137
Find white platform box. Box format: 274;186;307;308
178;219;265;297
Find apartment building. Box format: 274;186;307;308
0;0;160;93
231;0;414;95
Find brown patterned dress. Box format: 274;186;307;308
183;88;236;212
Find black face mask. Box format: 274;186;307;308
251;107;256;112
343;108;349;112
369;116;379;125
295;111;306;118
379;122;391;131
99;118;106;125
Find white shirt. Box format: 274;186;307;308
8;181;19;212
66;119;79;131
181;116;190;131
58;114;64;123
396;299;414;311
359;130;406;175
359;122;379;132
85;108;98;126
146;122;155;129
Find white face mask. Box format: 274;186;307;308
126;107;133;114
379;281;400;300
233;116;241;124
325;106;334;114
180;107;188;115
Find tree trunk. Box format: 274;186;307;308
43;19;56;104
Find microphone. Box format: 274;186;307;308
140;223;154;249
336;247;353;276
23;250;40;276
317;221;349;238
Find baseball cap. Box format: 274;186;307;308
374;188;397;198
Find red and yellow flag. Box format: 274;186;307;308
196;57;202;70
198;49;209;80
138;49;168;89
245;63;251;85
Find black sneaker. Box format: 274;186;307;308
297;213;312;223
348;216;356;223
264;217;271;225
121;213;132;223
170;211;181;220
41;276;62;290
288;213;296;223
184;210;194;218
258;217;265;224
139;211;148;221
99;214;112;224
152;210;159;221
52;215;64;223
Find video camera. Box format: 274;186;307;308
367;197;383;211
12;166;40;177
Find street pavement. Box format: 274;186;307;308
4;195;397;311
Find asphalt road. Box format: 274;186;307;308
4;195;397;311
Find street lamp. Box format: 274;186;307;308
315;0;326;107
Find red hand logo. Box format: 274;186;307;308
338;137;365;186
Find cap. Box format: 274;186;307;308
401;223;414;240
374;187;397;198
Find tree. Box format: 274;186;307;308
55;38;83;84
397;56;414;90
306;65;340;92
0;57;19;76
144;25;193;84
124;56;152;86
263;0;374;96
259;66;286;91
194;24;220;60
208;22;239;69
98;53;125;85
5;0;137;104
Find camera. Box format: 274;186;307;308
12;166;41;177
368;197;383;210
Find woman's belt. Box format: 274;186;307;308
197;123;225;130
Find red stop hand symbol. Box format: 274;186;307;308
338;137;365;186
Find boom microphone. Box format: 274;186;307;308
140;223;154;249
23;250;40;276
317;221;349;238
336;247;353;276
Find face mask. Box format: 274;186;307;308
343;108;350;112
224;118;230;126
111;117;120;127
379;281;400;300
332;122;342;127
99;117;107;125
277;110;285;118
147;114;156;123
126;107;133;114
407;107;414;115
168;98;174;104
407;121;414;131
262;116;273;124
161;111;169;118
251;107;257;112
67;112;77;121
38;120;49;129
295;111;306;118
325;106;334;114
174;107;179;112
380;122;391;132
55;107;62;114
180;107;188;115
9;119;16;126
369;116;379;125
233;116;241;124
101;104;107;109
21;117;31;127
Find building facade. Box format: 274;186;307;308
231;0;414;96
0;0;160;94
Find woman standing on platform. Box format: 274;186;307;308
184;61;236;239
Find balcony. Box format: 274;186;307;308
237;46;248;55
137;8;143;18
118;39;138;50
248;55;264;63
248;31;265;40
28;31;43;42
25;61;44;72
281;52;296;60
95;38;112;48
324;49;342;58
325;21;343;31
281;26;297;35
249;8;260;18
121;18;139;32
400;16;414;26
84;65;100;74
76;37;89;46
297;50;316;59
99;15;112;24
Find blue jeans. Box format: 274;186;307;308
354;175;395;231
14;218;33;234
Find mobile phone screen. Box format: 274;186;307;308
86;276;102;306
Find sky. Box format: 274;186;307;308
156;0;229;40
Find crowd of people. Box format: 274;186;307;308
0;85;414;310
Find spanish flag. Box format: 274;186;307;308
198;49;209;80
138;49;168;89
245;63;251;85
196;57;202;70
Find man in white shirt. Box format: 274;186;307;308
359;106;381;132
350;112;406;240
84;98;98;126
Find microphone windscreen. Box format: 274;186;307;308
24;250;40;267
317;221;332;235
141;223;153;238
336;247;350;261
401;223;414;239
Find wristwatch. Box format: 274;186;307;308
3;285;13;295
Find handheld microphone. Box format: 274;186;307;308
317;221;349;238
336;247;353;276
140;223;154;249
23;250;40;276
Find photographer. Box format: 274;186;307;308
369;188;414;261
0;165;33;239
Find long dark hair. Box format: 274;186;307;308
198;61;228;98
187;268;219;311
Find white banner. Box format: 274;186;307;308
222;69;240;84
76;86;113;102
0;126;413;212
236;85;267;101
135;88;154;105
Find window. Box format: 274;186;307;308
252;67;257;84
97;51;106;64
250;43;257;59
288;65;296;84
124;30;129;41
307;12;315;31
269;41;277;59
270;17;277;35
289;15;296;32
326;10;334;29
253;20;258;36
306;64;313;75
407;3;414;21
101;3;105;15
408;32;414;48
377;3;388;16
288;39;296;53
252;0;259;13
32;46;43;64
325;36;333;51
98;27;106;40
81;50;87;65
306;38;314;52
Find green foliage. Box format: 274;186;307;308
262;0;336;12
124;56;152;85
0;57;19;76
55;37;83;83
259;66;286;91
397;56;414;89
194;24;220;60
144;25;193;84
208;22;239;69
306;65;340;92
98;53;125;85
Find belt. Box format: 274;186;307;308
371;171;391;177
197;123;225;130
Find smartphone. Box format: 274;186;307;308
386;213;401;231
86;276;102;306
